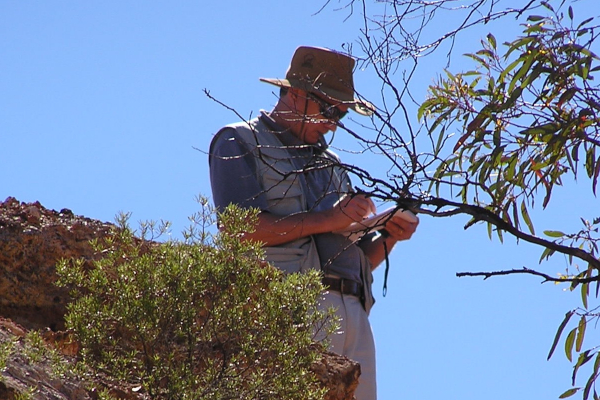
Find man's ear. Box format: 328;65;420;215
277;88;296;111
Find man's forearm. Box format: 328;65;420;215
242;211;332;246
237;194;377;246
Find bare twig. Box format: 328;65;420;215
456;267;600;284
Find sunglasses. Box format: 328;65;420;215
306;92;348;121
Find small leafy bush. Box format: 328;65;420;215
0;339;14;372
57;200;331;400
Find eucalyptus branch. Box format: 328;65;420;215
422;196;600;270
456;267;600;284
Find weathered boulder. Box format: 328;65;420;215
0;197;113;331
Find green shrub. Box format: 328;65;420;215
0;338;14;372
56;201;332;400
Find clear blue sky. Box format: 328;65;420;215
2;2;598;399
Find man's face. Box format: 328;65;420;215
287;89;349;144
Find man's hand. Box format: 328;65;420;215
383;213;419;241
358;210;419;269
325;193;376;232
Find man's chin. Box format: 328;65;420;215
300;132;321;144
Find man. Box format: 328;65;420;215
209;46;418;400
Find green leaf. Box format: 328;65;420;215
548;311;575;360
578;17;595;30
568;6;574;20
417;101;429;121
433;126;446;157
583;371;597;400
586;147;596;178
496;227;504;243
527;15;545;22
593;158;600;196
520;201;535;235
524;22;546;34
581;282;589;310
560;388;581;399
540;1;554;12
431;109;454;133
511;199;520;230
566;43;594;58
576;316;587;352
572;142;581;164
521;122;560;137
593;352;600;375
443;68;455;81
476;49;495;58
487;33;497;50
504;87;523;109
582;57;592;79
544;230;566;238
557;88;578;107
509;53;536;94
505;155;518;181
573;351;593;385
499;58;523;83
464;52;487;66
505;36;535;59
565;327;577;362
462;70;481;77
493;128;501;148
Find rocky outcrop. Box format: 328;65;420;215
0;197;113;331
0;318;144;400
0;197;359;400
0;318;89;400
312;351;360;400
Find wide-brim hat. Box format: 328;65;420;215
260;46;374;116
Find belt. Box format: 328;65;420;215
322;277;363;297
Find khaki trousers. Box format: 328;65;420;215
319;290;377;400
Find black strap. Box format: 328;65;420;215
380;229;390;297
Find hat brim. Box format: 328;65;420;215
260;77;374;116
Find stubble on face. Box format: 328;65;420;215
273;88;342;144
289;90;339;144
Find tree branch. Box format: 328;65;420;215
421;196;600;270
456;267;600;284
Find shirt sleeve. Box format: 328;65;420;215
209;127;268;212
